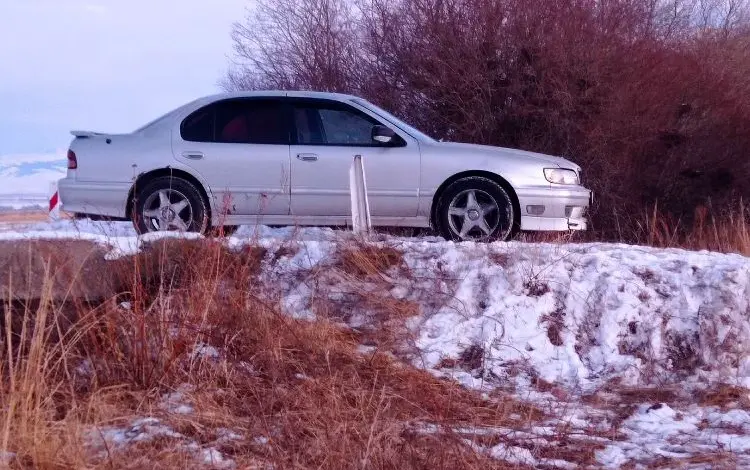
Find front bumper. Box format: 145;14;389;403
516;185;591;232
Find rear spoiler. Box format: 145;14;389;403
70;130;106;138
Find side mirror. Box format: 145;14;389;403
372;125;396;144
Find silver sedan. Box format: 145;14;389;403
58;91;591;240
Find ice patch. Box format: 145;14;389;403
192;342;221;360
160;385;195;415
88;417;183;448
87;416;235;467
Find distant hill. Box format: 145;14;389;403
0;153;66;210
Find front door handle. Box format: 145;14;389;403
297;153;319;162
182;151;204;160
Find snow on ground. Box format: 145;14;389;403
402;240;750;391
0;152;66;209
87;414;235;469
3;218;750;468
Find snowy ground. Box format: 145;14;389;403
3;218;750;468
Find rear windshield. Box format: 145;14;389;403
133;99;202;133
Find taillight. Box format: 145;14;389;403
67;149;77;169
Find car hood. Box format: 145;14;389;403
431;141;580;169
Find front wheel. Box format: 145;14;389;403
132;176;209;235
436;176;515;241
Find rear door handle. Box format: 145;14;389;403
182;151;204;160
297;153;319;162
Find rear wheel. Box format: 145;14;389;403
436;176;515;241
132;176;209;235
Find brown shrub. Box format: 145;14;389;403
227;0;750;242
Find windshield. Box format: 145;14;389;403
350;98;436;142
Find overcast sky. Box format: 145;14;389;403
0;0;247;155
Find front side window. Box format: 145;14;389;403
350;98;436;143
293;100;397;146
180;99;288;144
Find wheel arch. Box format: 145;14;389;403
126;167;212;221
429;170;521;230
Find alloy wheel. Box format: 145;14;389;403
447;189;502;240
142;189;194;232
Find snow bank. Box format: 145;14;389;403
3;219;750;468
597;402;750;466
244;229;750;393
399;240;750;392
3;219;750;393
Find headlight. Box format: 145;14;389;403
544;168;579;185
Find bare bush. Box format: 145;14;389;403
227;0;750;241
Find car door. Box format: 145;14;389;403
171;97;291;216
288;97;421;218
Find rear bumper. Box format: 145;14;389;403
517;185;591;232
58;178;130;218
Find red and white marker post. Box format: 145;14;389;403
49;181;61;221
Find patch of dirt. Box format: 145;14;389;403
524;279;550;297
541;305;566;346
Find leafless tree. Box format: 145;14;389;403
225;0;361;92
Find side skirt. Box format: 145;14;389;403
214;214;432;228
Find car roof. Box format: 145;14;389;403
133;90;364;133
198;90;360;102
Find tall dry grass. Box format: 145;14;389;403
1;262;92;468
2;237;602;469
632;201;750;256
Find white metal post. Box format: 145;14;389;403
349;154;372;234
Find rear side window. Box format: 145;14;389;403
180;106;214;142
180;99;288;144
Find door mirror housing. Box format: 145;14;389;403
372;125;396;144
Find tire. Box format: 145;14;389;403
435;176;515;241
132;176;209;235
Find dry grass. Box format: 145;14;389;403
2;231;746;468
338;241;406;279
0;237;561;469
698;384;750;410
634;202;750;256
0;211;52;223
